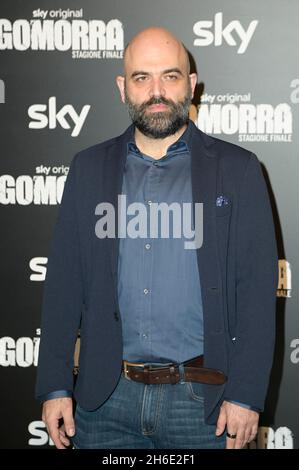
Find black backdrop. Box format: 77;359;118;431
0;0;298;449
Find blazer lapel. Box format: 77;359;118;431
190;127;223;336
104;125;134;298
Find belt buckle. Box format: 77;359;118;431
123;360;145;380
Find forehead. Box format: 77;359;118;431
125;39;188;75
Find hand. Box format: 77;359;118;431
42;397;75;449
215;400;259;449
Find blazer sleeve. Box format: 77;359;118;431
35;153;84;399
223;153;278;410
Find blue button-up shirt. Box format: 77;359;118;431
118;124;204;364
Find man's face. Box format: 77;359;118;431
117;36;197;139
124;79;192;139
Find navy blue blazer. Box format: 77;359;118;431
35;122;278;424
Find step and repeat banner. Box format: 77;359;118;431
0;0;298;449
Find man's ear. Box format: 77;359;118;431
116;76;126;103
189;73;197;99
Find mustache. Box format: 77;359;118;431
140;96;174;110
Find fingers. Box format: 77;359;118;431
244;426;252;446
226;426;258;449
226;426;254;449
48;421;72;449
47;418;67;449
240;424;258;448
215;405;227;436
42;397;74;449
59;428;70;447
62;407;76;438
226;430;246;449
220;401;259;449
234;431;246;449
226;430;238;449
247;425;258;444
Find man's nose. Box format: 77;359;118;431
149;77;166;98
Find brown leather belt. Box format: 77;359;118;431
122;355;226;385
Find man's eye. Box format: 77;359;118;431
165;74;178;80
135;76;147;82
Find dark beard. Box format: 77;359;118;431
125;87;192;139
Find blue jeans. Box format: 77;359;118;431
72;369;226;449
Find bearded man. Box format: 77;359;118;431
36;27;277;450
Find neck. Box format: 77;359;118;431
134;124;188;159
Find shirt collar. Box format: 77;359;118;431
127;119;193;159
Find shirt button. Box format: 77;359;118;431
113;311;119;321
147;200;152;205
145;243;151;250
142;333;148;339
153;161;158;166
143;288;149;295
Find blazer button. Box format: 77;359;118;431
114;311;119;322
